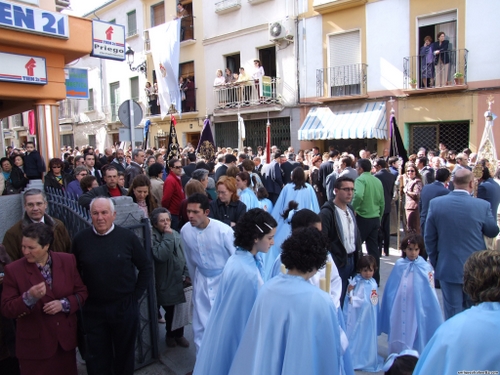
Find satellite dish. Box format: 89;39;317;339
270;22;282;38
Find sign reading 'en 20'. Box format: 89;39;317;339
0;1;69;39
91;20;125;61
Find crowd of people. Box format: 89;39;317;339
1;139;500;375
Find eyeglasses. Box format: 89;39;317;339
338;187;355;192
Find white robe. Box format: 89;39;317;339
180;218;236;351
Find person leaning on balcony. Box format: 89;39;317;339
236;67;251;103
432;31;450;87
420;36;434;88
214;69;226;107
252;59;265;99
224;68;234;84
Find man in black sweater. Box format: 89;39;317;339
72;197;153;375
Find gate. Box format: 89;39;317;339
45;189;160;370
409;121;470;154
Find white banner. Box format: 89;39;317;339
148;20;181;119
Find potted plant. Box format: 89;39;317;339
409;79;417;89
454;72;464;85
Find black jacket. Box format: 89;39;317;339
78;184;128;209
374;169;396;214
3;165;28;194
124;162;143;188
208;199;247;227
319;201;362;270
23;150;45;179
43;171;71;192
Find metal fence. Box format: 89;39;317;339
316;63;368;98
213;77;280;110
45;188;160;370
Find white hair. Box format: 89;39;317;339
90;197;115;214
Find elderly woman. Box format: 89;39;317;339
1;223;87;375
209;176;247;227
150;208;190;348
66;166;88;199
43;158;69;193
402;163;423;234
413;250;500;374
191;168;215;199
1;157;28;195
128;174;158;217
420;36;435;88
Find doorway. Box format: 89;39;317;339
259;46;276;77
186;132;200;149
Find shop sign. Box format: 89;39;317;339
0;51;46;85
91;20;125;61
0;1;69;39
65;68;89;99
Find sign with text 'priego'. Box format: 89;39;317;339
91;20;126;61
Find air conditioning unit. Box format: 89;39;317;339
268;18;294;42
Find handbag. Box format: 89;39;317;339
171;286;193;331
75;294;89;360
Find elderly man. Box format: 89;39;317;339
125;149;145;188
3;188;71;261
72;197;153;375
180;193;235;352
78;166;127;209
425;169;499;319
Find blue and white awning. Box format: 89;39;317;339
298;101;388;140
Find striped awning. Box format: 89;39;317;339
298;101;388;140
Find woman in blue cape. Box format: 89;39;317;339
263;167;319;276
235;171;260;211
380;234;443;354
413;250;500;374
228;227;342;375
192;209;277;375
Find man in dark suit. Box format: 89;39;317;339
425;169;499;320
419;168;451;238
318;151;337;198
477;159;500;249
84;153;103;186
374;159;396;257
110;149;128;173
417;156;435;185
264;151;284;205
183;153;197;178
214;154;236;182
23;141;45;180
280;154;299;185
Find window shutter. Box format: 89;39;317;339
329;30;360;68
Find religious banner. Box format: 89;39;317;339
477;95;498;176
196;117;216;162
166;115;179;161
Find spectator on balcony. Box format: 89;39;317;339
224;68;234;84
236;68;251;104
184;77;195;112
420;36;435;88
145;82;158;116
252;59;265;99
176;2;188;41
214;69;225;86
433;31;450;87
179;76;187;111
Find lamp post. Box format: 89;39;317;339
125;47;147;77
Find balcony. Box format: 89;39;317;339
213;77;282;115
403;49;468;94
316;63;367;100
313;0;367;14
215;0;241;14
248;0;272;4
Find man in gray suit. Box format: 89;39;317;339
425;168;499;320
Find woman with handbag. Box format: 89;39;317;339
1;223;88;375
150;207;191;348
403;163;423;234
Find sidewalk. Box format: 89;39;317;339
78;234;443;375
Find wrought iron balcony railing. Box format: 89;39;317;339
403;48;468;90
213;77;280;110
316;63;367;98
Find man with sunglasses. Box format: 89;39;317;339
161;158;186;231
320;176;363;308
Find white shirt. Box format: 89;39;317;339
335;205;355;254
180;218;236;351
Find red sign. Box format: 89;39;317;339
25;58;36;76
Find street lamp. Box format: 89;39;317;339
125;46;147;77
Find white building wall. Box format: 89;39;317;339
298;16;323;100
366;0;410;92
465;0;500;82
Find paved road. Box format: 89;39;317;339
78;234;443;375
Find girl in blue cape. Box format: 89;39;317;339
380;234;443;355
192;208;277;375
236;172;260;211
343;255;384;372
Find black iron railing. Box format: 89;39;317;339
403;48;468;90
316;63;367;98
45;188;160;370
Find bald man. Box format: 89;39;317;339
425;169;499;319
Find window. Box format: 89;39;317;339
179;61;196;112
88;134;97;148
409;121;469;154
1;117;8;129
151;2;165;27
61;134;74;148
110;82;120;122
328;30;362;96
87;89;94;111
127;10;137;37
225;54;241;77
130;77;139;101
13;114;23;127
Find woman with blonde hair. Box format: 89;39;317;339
209;176;246;227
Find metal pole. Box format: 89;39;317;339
129;99;135;150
